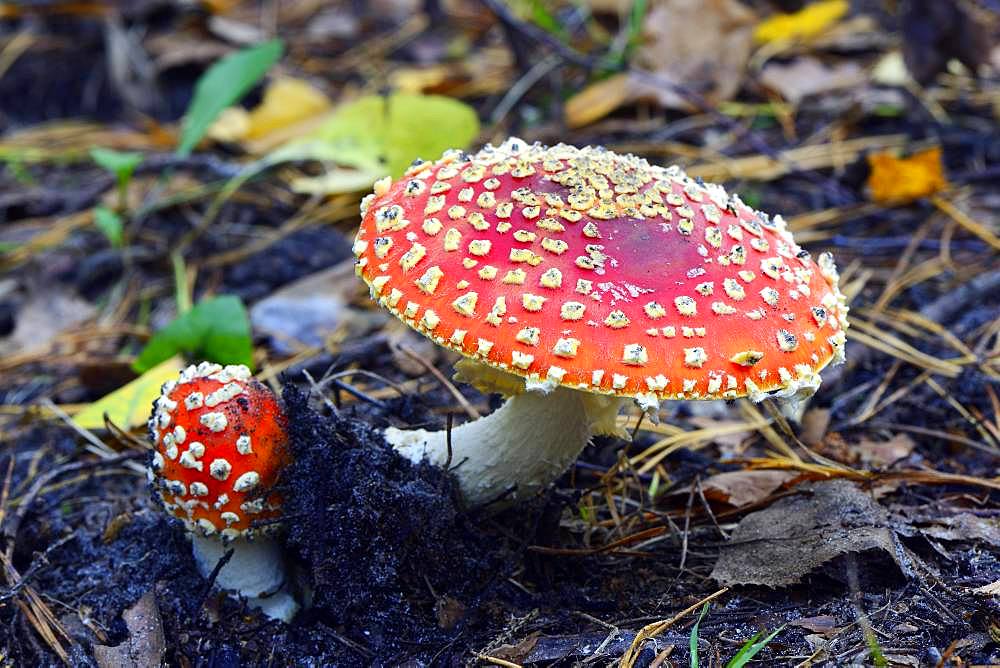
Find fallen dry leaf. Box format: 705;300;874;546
856;433;915;468
972;580;1000;596
250;260;362;354
866;147;950;204
565;74;635;129
753;0;849;45
0;288;95;357
566;0;756;126
244;77;331;140
93;591;165;668
633;0;756;111
208;76;332;149
918;513;1000;547
711;480;902;587
694;469;800;507
789;615;841;635
491;632;542;663
758;56;867;106
73;356;185;430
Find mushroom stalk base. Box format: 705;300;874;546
191;534;299;622
386;385;626;507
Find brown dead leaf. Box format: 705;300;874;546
758;56;867;106
856;433;915;468
93;591;165;668
0;288;95;357
919;513;1000;547
711;480;902;587
145;33;233;71
434;596;466;630
492;632;542;663
566;0;756;126
634;0;756;110
696;469;800;507
789;615;840;635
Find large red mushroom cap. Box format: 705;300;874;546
352;139;848;407
148;363;288;540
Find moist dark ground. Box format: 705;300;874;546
2;2;1000;666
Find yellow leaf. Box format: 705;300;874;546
74;357;184;430
244;77;331;140
564;73;635;128
208;107;251;143
753;0;848;44
866;147;950;204
290;166;385;195
207;77;331;146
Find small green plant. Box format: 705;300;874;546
739;188;763;210
689;602;710;667
4;157;35;185
605;0;647;69
688;604;785;668
177;39;284;157
724;625;786;668
521;0;568;39
133;295;254;373
864;625;888;667
90;147;142;210
647;470;663;500
93;206;124;249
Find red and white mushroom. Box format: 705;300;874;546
352;138;849;507
148;362;298;621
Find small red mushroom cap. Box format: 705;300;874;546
148;363;288;540
352;139;848;406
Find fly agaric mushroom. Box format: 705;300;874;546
352;138;848;507
148;362;298;621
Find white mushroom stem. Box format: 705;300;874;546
386;383;627;507
191;534;299;623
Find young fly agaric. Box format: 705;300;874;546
148;362;298;621
353;138;848;507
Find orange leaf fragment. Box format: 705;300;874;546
866;146;949;204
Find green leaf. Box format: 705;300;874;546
724;625;785;668
690;602;710;668
90;147;142;181
134;295;253;373
177;39;284;157
74;356;185;430
93;206;124;248
281;93;480;179
198;93;479;227
523;0;566;38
